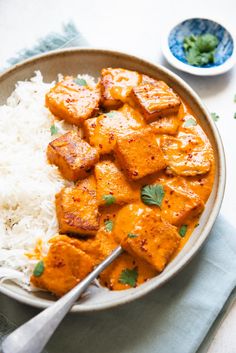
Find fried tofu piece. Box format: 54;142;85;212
121;217;180;272
74;226;118;266
55;176;100;236
115;128;166;180
113;204;180;272
31;236;94;297
83;117;97;142
99;252;157;290
112;204;153;244
161;180;204;226
95;160;140;206
47;131;99;181
160;117;213;176
130;82;181;123
45;76;101;126
150;115;180;135
87;104;145;154
101;68;142;109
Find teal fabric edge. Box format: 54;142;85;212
2;21;88;71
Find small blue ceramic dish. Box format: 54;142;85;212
162;18;236;76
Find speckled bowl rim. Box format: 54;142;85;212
161;17;236;76
0;48;226;312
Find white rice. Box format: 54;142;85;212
0;71;94;290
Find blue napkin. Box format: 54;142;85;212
0;23;236;353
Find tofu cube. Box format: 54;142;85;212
112;204;180;272
150;114;180;135
86;104;145;154
45;76;101;126
83;117;97;142
130;82;181;123
161;180;204;226
95;160;140;206
115;128;166;180
121;212;180;272
55;176;100;236
160;132;212;176
31;235;94;297
47;131;99;181
101;68;141;109
99;252;157;290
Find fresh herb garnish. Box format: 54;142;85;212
119;268;138;287
103;195;116;206
234;94;236;103
183;33;218;67
106;111;116;118
179;225;188;237
50;124;59;136
104;220;114;232
74;78;87;86
234;113;236;119
33;260;45;277
128;233;138;238
211;112;220;122
141;184;165;207
183;117;197;127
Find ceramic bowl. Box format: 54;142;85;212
0;48;226;312
162;18;236;76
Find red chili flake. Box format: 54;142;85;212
132;171;139;176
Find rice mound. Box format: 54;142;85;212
0;71;91;290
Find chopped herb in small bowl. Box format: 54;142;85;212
183;33;219;67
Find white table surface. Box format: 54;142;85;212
0;0;236;352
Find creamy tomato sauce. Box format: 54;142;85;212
30;69;214;296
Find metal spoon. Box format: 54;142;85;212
1;245;123;353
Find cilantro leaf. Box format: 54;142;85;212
50;124;59;136
106;111;116;118
234;94;236;103
179;225;188;237
103;195;116;206
128;233;138;238
183;117;197;128
119;268;138;287
234;113;236;119
104;220;114;232
183;33;218;67
74;78;87;86
196;34;218;53
33;260;45;277
141;184;165;207
211;112;220;122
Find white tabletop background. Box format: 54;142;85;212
0;0;235;352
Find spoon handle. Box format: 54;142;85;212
2;245;123;353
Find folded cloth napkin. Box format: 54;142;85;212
0;23;236;353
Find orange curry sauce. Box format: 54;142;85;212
30;68;214;296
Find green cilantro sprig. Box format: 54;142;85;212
141;184;165;207
183;33;219;67
74;78;87;86
33;260;45;277
103;195;116;206
179;225;188;237
211;112;220;122
104;220;114;232
50;124;59;136
119;268;138;287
